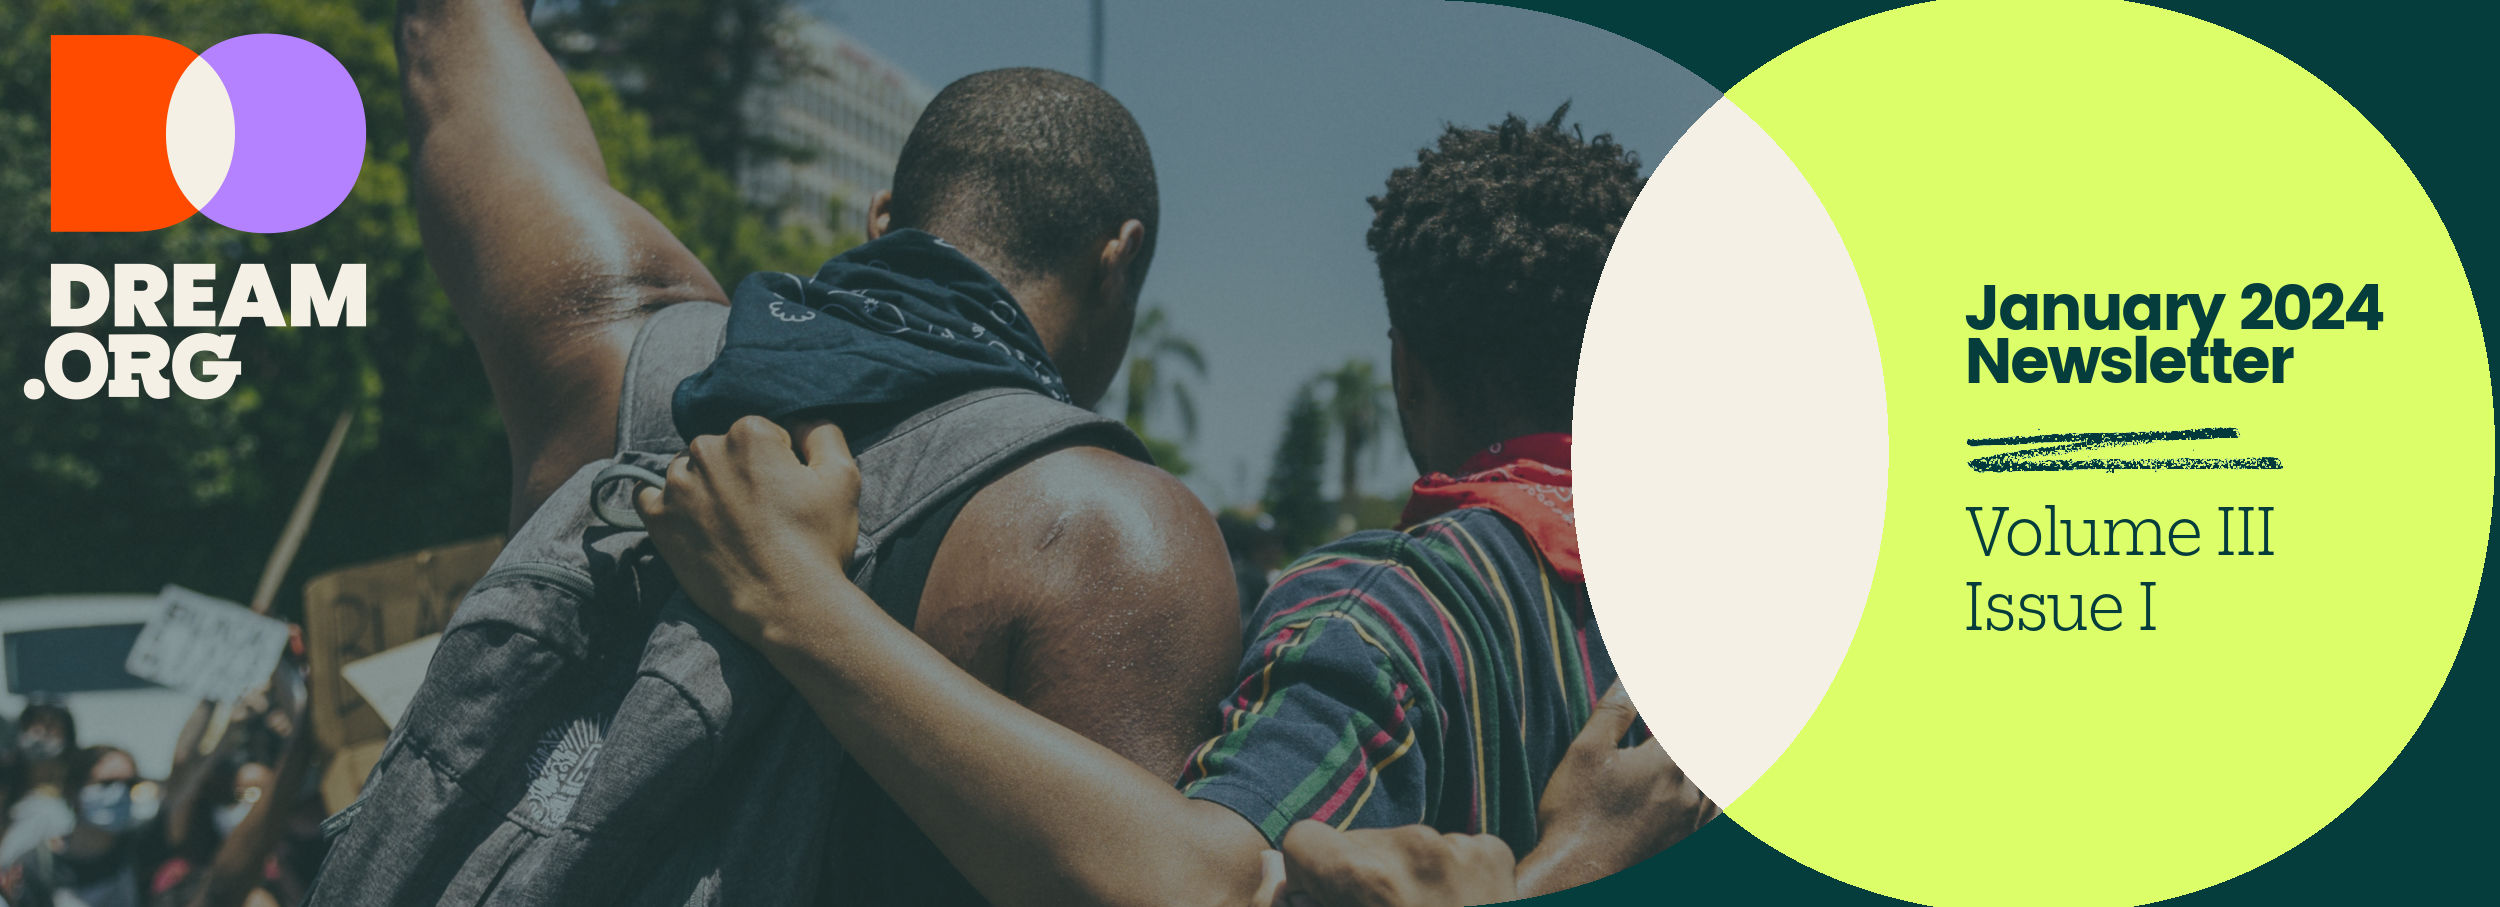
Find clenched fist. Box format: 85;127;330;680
634;415;863;648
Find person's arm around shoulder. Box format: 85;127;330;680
1267;684;1715;906
640;417;1266;907
1269;821;1519;907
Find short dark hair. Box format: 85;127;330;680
1366;103;1642;423
17;701;76;749
72;744;130;786
889;68;1158;290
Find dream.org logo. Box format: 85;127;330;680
30;33;369;402
52;33;365;233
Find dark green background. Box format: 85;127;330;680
1502;2;2495;903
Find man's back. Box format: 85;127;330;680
641;233;1241;804
511;218;1233;905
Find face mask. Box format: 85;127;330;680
17;732;63;761
80;781;134;830
213;800;255;837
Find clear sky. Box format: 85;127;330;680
811;0;1719;505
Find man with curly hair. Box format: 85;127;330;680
1183;103;1695;901
1198;100;1642;825
636;106;1711;906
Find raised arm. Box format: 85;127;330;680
398;0;728;528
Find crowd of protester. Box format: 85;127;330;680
0;664;323;907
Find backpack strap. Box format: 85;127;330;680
592;303;730;530
618;302;731;456
848;388;1150;587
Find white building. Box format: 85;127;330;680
740;14;933;236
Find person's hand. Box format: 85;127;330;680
635;416;862;647
1255;850;1288;906
1269;821;1517;907
1516;683;1717;896
262;705;294;741
235;685;272;723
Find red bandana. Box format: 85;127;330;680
1398;433;1579;584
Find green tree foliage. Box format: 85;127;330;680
1113;303;1204;476
0;0;838;612
1319;358;1392;521
566;71;831;284
1260;385;1332;553
536;0;808;180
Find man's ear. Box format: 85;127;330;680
1389;329;1448;476
1094;219;1148;303
867;191;895;240
1390;329;1427;410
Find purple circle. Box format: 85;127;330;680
195;34;365;233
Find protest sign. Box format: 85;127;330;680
340;633;441;730
123;585;291;703
302;536;502;751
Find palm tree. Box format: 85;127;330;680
1263;385;1333;552
1117;304;1206;472
1319;359;1392;522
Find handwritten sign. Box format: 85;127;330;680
303;536;502;751
123;585;291;702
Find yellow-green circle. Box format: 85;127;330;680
1721;1;2489;904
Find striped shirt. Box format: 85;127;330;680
1179;507;1613;855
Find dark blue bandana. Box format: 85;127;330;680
673;229;1070;441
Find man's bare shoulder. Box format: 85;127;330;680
917;444;1237;657
926;444;1240;769
950;444;1235;589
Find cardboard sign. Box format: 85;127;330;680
302;536;502;751
340;633;441;730
320;739;387;816
124;585;292;702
